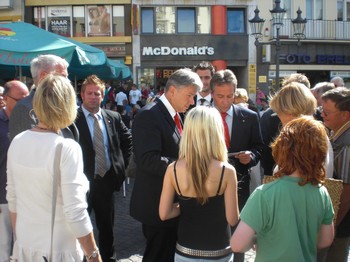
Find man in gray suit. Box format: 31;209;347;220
9;54;77;140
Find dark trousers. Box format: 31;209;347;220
88;170;115;261
142;224;177;262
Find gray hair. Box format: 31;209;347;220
330;76;345;87
30;54;69;81
311;82;335;96
165;68;202;93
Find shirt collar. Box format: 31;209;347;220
159;94;177;118
197;93;211;102
81;105;103;119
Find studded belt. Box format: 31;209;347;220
176;243;232;258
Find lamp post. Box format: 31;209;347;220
249;0;307;91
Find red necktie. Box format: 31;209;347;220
174;113;182;135
220;112;230;148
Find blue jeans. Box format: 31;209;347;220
175;252;233;262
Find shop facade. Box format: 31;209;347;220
132;2;254;94
23;0;133;66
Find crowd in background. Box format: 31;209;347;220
0;55;350;262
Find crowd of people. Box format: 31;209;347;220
0;55;349;262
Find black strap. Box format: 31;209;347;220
173;161;182;196
216;165;226;195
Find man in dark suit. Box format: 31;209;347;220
9;54;78;141
211;69;263;262
75;75;132;261
130;68;202;262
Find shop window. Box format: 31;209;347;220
34;7;46;30
73;6;85;37
141;8;154;33
177;8;195;33
87;5;112;36
47;6;71;37
112;6;125;36
137;68;155;88
227;9;245;34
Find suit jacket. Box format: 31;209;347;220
9;88;79;141
259;108;281;176
75;107;132;191
228;105;263;176
130;98;180;227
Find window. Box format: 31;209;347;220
280;0;291;18
177;8;195;33
156;6;175;34
113;6;125;36
137;67;155;87
227;9;245;33
197;7;210;33
141;6;210;34
340;0;350;21
47;6;71;37
34;7;46;29
73;6;85;37
141;8;154;33
306;0;323;19
87;5;112;36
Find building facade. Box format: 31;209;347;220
0;0;132;69
132;0;256;94
254;0;350;95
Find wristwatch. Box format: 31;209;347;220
86;248;99;260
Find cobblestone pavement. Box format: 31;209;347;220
90;178;256;262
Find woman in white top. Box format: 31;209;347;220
7;75;102;261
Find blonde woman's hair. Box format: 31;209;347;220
272;116;328;185
234;88;249;103
270;82;317;117
179;106;228;204
33;75;77;131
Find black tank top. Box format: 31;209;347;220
174;162;231;251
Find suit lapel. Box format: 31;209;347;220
155;98;181;139
231;105;242;147
101;110;112;139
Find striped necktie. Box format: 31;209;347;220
91;114;108;177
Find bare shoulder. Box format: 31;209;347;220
223;162;236;175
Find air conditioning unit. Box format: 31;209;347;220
0;0;13;9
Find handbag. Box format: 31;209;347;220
43;142;63;262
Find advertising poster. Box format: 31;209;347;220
88;5;111;36
48;6;71;37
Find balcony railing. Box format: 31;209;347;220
269;19;350;40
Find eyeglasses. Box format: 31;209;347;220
6;94;22;102
319;106;339;117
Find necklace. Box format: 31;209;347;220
34;125;58;134
35;125;49;131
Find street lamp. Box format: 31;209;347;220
249;0;307;91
